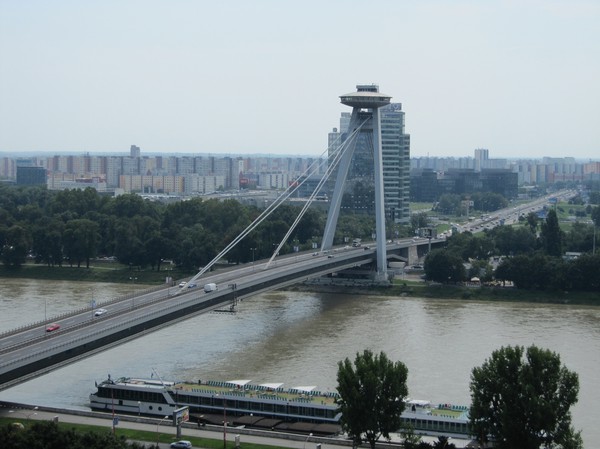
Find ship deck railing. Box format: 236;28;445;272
177;380;339;406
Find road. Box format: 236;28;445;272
453;189;575;234
0;404;354;449
0;404;477;448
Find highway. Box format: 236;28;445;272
453;189;575;234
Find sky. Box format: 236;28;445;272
1;0;599;160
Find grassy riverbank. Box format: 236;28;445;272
2;263;599;305
0;262;190;286
287;279;600;305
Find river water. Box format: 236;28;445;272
0;279;598;446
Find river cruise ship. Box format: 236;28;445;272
89;376;470;437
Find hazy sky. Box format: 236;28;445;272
1;1;598;159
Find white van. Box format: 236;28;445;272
203;283;218;293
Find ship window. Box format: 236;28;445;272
252;402;264;412
158;407;162;411
149;406;153;410
262;403;274;412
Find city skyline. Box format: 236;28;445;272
1;1;599;159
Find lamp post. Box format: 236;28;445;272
223;396;227;449
250;248;256;271
215;394;227;449
137;401;141;416
303;432;313;449
156;415;170;447
129;277;137;308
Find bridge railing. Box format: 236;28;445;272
0;280;182;340
0;289;212;371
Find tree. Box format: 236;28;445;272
540;209;563;257
424;249;466;283
1;225;31;267
526;211;539;234
435;194;461;215
591;206;600;228
0;419;154;448
470;345;582;449
63;219;100;268
410;212;429;233
336;350;409;449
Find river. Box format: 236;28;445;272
1;278;598;446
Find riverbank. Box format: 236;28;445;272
0;262;188;285
2;263;599;305
286;278;600;305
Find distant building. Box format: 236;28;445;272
130;145;141;158
474;148;489;171
410;168;438;202
16;160;47;186
410;167;518;201
480;169;518;199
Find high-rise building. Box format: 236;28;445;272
16;159;46;186
329;86;410;223
474;148;489;171
130;145;141;158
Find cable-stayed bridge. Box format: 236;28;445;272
0;238;442;390
0;85;427;389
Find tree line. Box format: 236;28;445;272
424;208;600;292
0;184;397;271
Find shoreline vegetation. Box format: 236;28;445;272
2;263;599;306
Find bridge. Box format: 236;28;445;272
2;84;416;390
0;238;442;390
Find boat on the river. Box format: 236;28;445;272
89;376;470;437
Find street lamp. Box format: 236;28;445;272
129;277;137;308
156;415;170;446
250;248;257;271
137;401;141;416
303;432;313;449
215;394;227;449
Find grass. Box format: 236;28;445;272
0;262;194;286
387;279;600;304
0;417;289;449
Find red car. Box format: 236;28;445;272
46;323;61;332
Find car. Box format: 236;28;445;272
327;255;335;258
94;308;107;316
312;252;319;256
178;282;187;288
46;323;60;332
187;283;197;289
170;441;192;449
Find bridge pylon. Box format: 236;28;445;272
321;85;391;282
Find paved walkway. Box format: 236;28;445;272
1;403;475;448
0;404;352;449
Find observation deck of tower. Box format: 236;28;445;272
339;90;392;109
